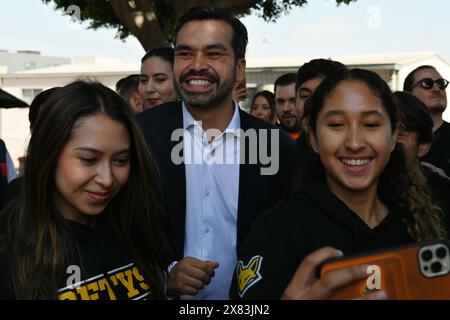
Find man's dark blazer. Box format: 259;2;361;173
137;102;298;260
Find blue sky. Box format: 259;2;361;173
1;0;450;63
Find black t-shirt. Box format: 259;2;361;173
422;121;450;176
0;220;153;300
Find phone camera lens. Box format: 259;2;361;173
431;261;442;273
421;249;433;262
436;247;447;259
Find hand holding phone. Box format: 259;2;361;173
320;240;450;299
281;247;387;300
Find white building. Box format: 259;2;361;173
1;51;450;168
0;50;71;167
0;50;70;74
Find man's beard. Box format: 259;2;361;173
175;69;236;109
429;103;447;115
281;122;300;133
279;115;299;133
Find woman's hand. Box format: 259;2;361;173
281;247;387;300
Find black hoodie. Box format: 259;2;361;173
230;179;415;300
0;219;153;300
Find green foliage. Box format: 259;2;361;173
42;0;357;44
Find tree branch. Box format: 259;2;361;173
110;0;169;51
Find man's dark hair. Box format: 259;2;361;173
403;65;436;92
175;5;248;60
116;74;140;102
141;47;174;65
274;73;297;93
394;91;434;145
295;59;346;93
29;87;60;130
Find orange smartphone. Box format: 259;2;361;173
320;240;450;300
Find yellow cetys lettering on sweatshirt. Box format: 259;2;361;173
58;263;150;300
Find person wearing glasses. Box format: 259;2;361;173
404;65;450;176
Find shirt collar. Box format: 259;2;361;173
182;100;241;137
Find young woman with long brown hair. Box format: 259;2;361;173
0;81;172;300
232;69;446;300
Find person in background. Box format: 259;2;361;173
10;87;60;179
28;87;61;133
138;47;177;110
394;91;450;234
274;73;299;139
295;59;346;132
287;59;347;193
2;88;60;210
0;81;171;300
250;90;277;125
403;65;450;176
116;75;143;114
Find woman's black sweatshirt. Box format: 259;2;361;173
231;179;416;300
0;219;152;300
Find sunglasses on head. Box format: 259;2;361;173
413;78;449;90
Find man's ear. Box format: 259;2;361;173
417;142;431;158
236;58;246;84
130;92;143;113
